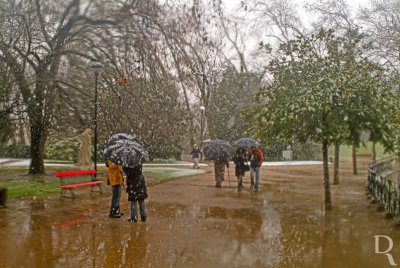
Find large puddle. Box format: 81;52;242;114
1;163;400;267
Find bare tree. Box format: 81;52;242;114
0;0;116;174
358;0;400;70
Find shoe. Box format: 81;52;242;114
128;217;138;222
120;212;124;216
216;182;221;188
254;188;258;192
141;217;147;222
110;213;121;218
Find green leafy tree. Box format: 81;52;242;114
247;29;398;209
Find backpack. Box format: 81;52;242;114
250;153;260;168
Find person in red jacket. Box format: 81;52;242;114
248;145;264;192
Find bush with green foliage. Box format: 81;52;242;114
44;136;80;161
150;141;182;161
0;143;30;158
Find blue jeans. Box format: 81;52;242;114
250;167;260;190
131;199;146;220
109;185;121;215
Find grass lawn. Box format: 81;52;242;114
0;166;206;199
328;142;393;158
0;180;60;199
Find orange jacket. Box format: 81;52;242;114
248;148;264;168
107;160;123;186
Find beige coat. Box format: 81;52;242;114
214;157;229;182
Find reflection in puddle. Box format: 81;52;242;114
1;178;400;267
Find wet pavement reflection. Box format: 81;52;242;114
1;160;400;267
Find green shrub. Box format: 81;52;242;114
45;136;80;161
0;143;30;158
151;142;182;160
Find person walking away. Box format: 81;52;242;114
214;157;230;188
107;160;124;218
233;147;248;191
248;146;264;192
190;144;202;169
124;164;148;222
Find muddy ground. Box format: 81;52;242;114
1;157;400;268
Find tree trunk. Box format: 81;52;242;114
333;142;340;185
29;120;47;174
322;139;332;209
352;144;358;175
372;141;377;161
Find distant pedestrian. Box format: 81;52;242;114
106;160;124;218
233;147;248;191
124;164;148;222
214;157;230;188
248;146;264;192
190;144;202;169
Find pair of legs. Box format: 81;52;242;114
129;199;147;222
193;157;200;169
109;184;122;217
215;176;225;188
237;175;243;191
250;167;260;192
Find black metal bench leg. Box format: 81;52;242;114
90;184;103;195
60;188;75;200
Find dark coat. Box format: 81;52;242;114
233;149;248;177
123;165;148;201
190;148;202;158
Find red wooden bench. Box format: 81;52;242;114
55;169;104;199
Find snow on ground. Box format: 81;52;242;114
145;167;206;177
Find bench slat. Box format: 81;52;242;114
55;169;96;177
61;181;104;189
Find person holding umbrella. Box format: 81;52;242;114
203;139;233;188
248;145;264;192
214;157;230;188
106;160;124;218
124;164;148;222
233;147;248;191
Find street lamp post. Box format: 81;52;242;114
90;62;103;179
200;106;205;162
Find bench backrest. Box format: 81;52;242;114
55;169;96;177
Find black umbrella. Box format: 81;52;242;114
234;137;260;148
103;139;148;168
101;133;136;151
203;139;233;161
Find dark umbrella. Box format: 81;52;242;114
103;139;148;168
101;133;136;151
234;137;260;148
203;139;233;161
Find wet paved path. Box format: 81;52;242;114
1;159;400;267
